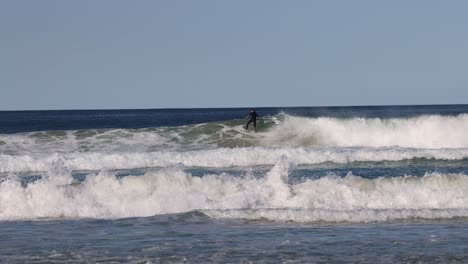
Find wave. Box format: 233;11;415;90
1;160;468;222
1;114;468;154
2;147;468;173
262;114;468;148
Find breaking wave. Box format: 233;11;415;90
2;113;468;222
1;160;468;222
262;114;468;148
1;114;468;155
2;147;468;173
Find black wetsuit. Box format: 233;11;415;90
245;111;259;131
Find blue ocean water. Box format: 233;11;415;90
1;105;468;263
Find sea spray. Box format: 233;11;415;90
264;155;293;207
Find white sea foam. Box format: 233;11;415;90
263;114;468;148
0;129;172;155
204;208;468;223
1;160;468;222
1;147;468;173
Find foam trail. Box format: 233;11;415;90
1;161;468;222
204;208;468;223
2;147;468;172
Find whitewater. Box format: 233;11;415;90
1;109;468;222
2;106;468;263
2;160;468;222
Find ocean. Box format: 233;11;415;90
1;105;468;263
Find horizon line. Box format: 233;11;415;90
1;103;467;112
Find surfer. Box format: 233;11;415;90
245;108;259;132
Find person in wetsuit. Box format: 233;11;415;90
245;108;259;132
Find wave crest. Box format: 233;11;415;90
262;114;468;148
1;161;468;222
2;114;468;154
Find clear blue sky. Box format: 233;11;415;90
1;1;467;110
